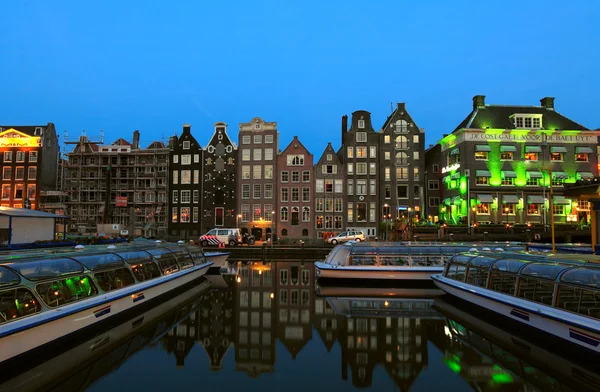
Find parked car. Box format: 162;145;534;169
199;228;242;246
326;230;365;245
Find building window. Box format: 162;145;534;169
576;153;589;162
524;152;538;161
552;177;565;186
241;205;250;222
265;165;273;179
27;167;37;180
500;152;513;160
385;167;390;181
242;149;250;161
347;179;353;195
287;155;304;166
396;167;409;180
475;151;488;160
316;215;323;229
15;167;24;180
502;204;515;215
171;171;178;185
526;177;540;186
181;170;191;184
180;207;190;223
280;207;288;221
281;171;289;183
264;184;273;199
369;163;376;175
433;164;439;173
476;203;490;214
550;152;563;161
356;163;367;175
370;180;376;195
264;205;273;221
173;155;178;164
325;198;333;212
397;185;408;198
356;146;367;158
385;184;391;198
476;176;489;185
253;149;262;161
281;188;288;202
358;119;365;129
193;190;199;203
181;190;191;203
253;135;262;144
347;202;353;222
334;179;343;193
384;135;390;144
27;184;36;199
396;136;408;149
356;202;367;222
291;187;299;202
242;135;251;144
242;184;250;199
265;134;273;143
315;179;324;193
194;154;200;163
172;208;178;222
325;179;333;193
265;148;273;160
395;120;408;132
181;155;191;165
501;177;514;186
334;216;342;229
252;204;261;221
253;166;262;179
429;197;440;207
356;132;367;142
291;206;299;225
302;187;310;202
242;166;251;179
347;163;354;175
324;216;333;229
334;198;342;212
356;180;366;195
253;184;261;199
316;198;324;212
413;151;419;160
193;207;199;223
552;205;565;215
1;185;10;199
4;152;12;162
384;151;390;160
292;171;300;182
172;190;179;203
428;180;439;190
302;170;310;182
528;203;540;215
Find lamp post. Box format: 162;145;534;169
237;214;242;228
472;207;477;233
504;206;509;227
383;203;389;241
408;207;413;240
271;210;275;249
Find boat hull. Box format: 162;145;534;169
0;262;212;363
204;252;231;268
314;262;442;280
432;274;600;354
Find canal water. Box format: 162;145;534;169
2;261;600;392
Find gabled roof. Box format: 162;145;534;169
280;136;312;156
315;142;343;166
146;141;165;149
453;102;589;133
205;122;236;150
112;138;131;146
380;103;421;134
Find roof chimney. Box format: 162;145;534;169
396;103;406;113
341;115;348;141
472;95;486;110
168;135;177;149
132;130;140;149
183;124;191;133
540;97;555;111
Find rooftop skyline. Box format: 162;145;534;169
2;0;598;153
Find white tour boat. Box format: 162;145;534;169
314;241;524;281
203;251;231;268
432;252;600;353
0;242;212;364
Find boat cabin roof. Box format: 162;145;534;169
337;241;524;255
447;252;600;287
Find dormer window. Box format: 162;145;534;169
255;123;261;129
358;120;365;129
512;114;542;129
394;120;408;133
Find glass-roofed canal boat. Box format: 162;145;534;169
0;241;213;364
432;252;600;353
314;241;525;281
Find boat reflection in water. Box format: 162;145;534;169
0;278;212;392
434;296;600;392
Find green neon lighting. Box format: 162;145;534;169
459;176;467;195
492;365;513;384
512;161;527;187
443;358;462;373
486;144;502;186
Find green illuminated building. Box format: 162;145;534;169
431;95;599;225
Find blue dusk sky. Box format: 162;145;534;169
1;0;598;155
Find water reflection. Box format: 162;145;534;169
3;261;600;391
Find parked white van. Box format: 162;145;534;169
199;228;242;246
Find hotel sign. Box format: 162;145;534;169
464;133;598;143
0;129;41;147
442;163;460;173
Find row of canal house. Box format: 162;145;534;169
424;96;600;226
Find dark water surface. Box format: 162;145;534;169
3;261;600;392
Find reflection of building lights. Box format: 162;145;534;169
236;276;241;283
270;292;274;299
258;269;262;275
384;301;389;307
444;325;452;337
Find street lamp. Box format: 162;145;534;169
504;206;509;227
237;214;242;228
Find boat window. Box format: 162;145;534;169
409;247;440;255
441;247;471;255
349;254;377;266
146;248;173;259
0;287;41;324
445;262;467;282
5;258;84;281
491;259;528;274
35;275;98;308
0;266;20;287
520;263;568;281
167;247;194;270
469;256;497;268
73;254;125;271
556;285;600;319
517;277;555;306
560;268;600;289
378;247;408;255
93;268;135;292
488;272;517;295
325;246;351;266
115;251;153;265
157;257;180;275
131;262;162;282
411;255;439;267
465;267;488;288
448;255;472;265
189;249;206;265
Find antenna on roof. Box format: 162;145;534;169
390;102;393;113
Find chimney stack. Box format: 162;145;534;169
183;123;191;133
540;97;555;111
168;135;177;149
396;103;406;112
472;95;486;110
341;115;348;142
132;130;140;149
